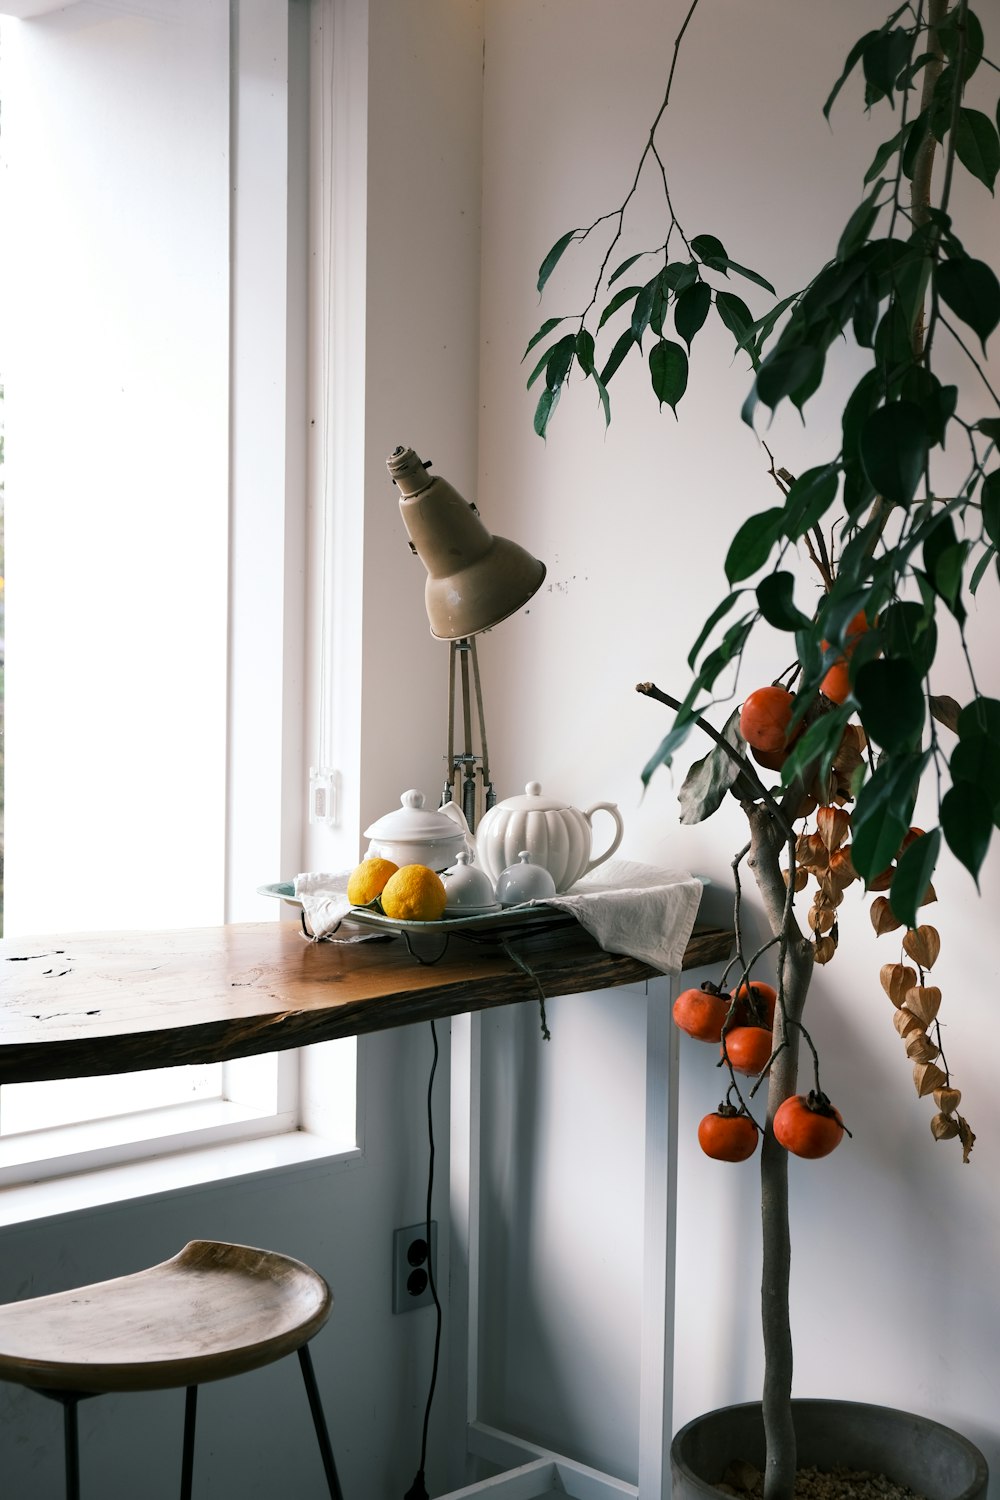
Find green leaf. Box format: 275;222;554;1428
782;464;839;540
935;256;1000;351
824;29;879;120
691;233;728;271
854;658;926;753
954;108;1000;193
698;616;755;693
523;317;567;361
951;728;1000;790
781;703;854;792
533;384;560;439
724;507;784;584
837;182;884;263
850;752;928;882
631;277;661;344
900;367;957;447
862;28;913;104
864;123;912;185
941;780;993;883
755;347;822;413
593;370;611;428
860;402;928;507
734;292;800;359
599;327;636;386
687;591;746;671
937;7;985;81
981;470;1000;546
608;252;646;286
958;696;1000;741
575;329;595;376
923;513;969;621
974;418;1000;442
711;258;776;294
648;338;689;414
878;601;938;678
889;829;941;929
663;261;698;294
715;290;756;354
546;336;576;390
674;282;711;352
970;543;996;596
598;285;644;331
678;710;745;826
537;230;577;295
756;571;810;632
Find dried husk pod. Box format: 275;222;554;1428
813;934;838;965
817;805;851;852
893;1007;924;1039
814;883;844;908
796;832;829;873
866;866;895;892
934;1086;962;1115
902;924;941;970
827;846;858;889
903;984;942;1028
783;866;809;892
905;1031;940;1063
870;897;903;935
930;1112;960;1141
913;1060;948;1098
921;882;937;907
880;963;918;1006
808;904;836;934
832;724;866;777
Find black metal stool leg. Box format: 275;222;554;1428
180;1385;198;1500
63;1395;81;1500
297;1344;344;1500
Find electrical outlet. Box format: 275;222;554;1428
392;1221;438;1313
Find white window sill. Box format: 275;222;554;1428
0;1129;362;1230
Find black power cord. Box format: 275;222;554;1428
404;1019;442;1500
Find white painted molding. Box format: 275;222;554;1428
0;0;177;20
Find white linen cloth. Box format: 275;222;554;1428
294;860;703;973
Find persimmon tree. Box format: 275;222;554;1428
525;2;998;1496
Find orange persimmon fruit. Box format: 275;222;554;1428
672;985;731;1044
733;980;777;1028
721;1025;774;1077
739;686;795;753
773;1092;845;1158
820;659;852;704
697;1108;758;1162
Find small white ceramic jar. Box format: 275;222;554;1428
440;850;500;914
495;851;558;907
363;789;471;872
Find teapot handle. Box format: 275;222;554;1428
582;802;624;876
439;798;476;853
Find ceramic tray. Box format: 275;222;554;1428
257;882;575;939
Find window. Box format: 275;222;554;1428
0;0;358;1180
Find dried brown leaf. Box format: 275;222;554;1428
903;924;941;969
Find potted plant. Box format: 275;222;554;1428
524;2;997;1496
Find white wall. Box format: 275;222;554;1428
475;0;1000;1484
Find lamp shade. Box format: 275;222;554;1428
387;446;546;640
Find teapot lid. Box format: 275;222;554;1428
495;781;567;812
364;789;465;842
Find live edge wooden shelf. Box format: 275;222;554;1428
0;918;733;1087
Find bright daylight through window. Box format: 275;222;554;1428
0;0;354;1184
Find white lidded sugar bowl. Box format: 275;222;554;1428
364;789;472;872
474;782;624;894
495;851;557;907
440;850;500;914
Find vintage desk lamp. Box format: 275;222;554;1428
386;445;546;832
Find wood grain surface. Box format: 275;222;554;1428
0;920;733;1084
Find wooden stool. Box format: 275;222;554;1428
0;1239;345;1499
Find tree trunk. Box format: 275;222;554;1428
745;802;815;1500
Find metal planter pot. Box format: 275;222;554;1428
671;1400;988;1500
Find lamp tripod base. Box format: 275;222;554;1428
442;636;496;835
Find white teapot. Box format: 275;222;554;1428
473;782;624;894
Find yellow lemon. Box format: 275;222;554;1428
380;864;447;922
347;857;399;907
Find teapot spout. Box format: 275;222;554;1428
439;796;476;854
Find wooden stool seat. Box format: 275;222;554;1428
0;1239;332;1396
